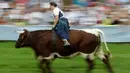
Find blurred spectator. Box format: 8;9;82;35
102;16;112;25
26;0;39;8
111;15;121;25
0;8;4;24
0;8;4;18
21;0;50;25
0;0;129;26
0;0;13;2
15;0;29;4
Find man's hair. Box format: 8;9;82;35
50;2;57;7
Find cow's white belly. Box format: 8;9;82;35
37;52;81;60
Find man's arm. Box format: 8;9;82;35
53;15;59;28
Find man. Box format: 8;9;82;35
49;2;71;47
22;1;71;47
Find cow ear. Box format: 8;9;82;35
16;30;25;34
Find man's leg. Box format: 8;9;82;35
56;18;71;47
62;39;70;46
62;19;71;47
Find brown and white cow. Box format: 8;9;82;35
15;28;114;73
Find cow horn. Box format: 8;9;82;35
16;30;25;33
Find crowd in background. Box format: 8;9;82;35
0;0;130;26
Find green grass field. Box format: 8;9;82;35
0;42;130;73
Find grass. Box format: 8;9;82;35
0;42;130;73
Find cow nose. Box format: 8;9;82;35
15;44;20;48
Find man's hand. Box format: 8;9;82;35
53;25;56;28
52;25;56;30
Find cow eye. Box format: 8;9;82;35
21;34;26;40
21;35;24;39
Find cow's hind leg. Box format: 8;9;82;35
103;54;114;73
97;49;114;73
81;53;95;73
86;54;95;73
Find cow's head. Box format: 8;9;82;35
15;29;30;48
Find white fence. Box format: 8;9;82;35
0;25;130;42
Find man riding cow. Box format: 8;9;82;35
22;2;71;48
15;1;114;73
15;29;114;73
49;2;71;47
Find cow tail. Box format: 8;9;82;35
95;29;112;58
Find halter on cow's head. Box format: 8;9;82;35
15;29;30;48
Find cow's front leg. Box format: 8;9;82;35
34;52;41;69
37;56;53;73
